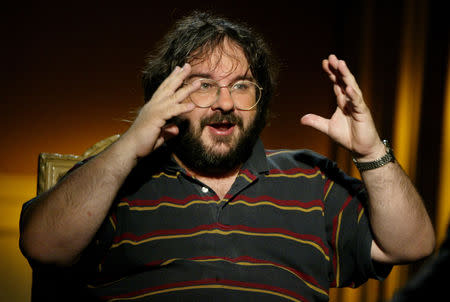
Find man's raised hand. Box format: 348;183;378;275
121;63;200;159
300;54;385;161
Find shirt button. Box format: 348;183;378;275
201;187;209;193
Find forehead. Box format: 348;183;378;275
188;39;252;80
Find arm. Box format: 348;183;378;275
301;55;435;264
20;64;199;266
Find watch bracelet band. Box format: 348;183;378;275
352;140;395;172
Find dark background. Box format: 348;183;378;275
0;0;399;173
0;1;448;300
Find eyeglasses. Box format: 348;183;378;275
185;78;263;111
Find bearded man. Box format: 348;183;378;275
20;11;434;302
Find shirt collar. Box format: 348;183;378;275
241;138;269;174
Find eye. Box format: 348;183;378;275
232;81;250;91
198;79;216;90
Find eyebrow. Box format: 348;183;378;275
186;72;255;83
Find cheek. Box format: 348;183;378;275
241;111;257;129
179;109;207;133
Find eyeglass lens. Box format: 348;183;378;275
188;79;261;110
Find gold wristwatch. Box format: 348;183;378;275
352;140;395;172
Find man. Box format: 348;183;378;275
20;11;435;301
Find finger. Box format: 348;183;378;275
322;59;337;82
152;65;183;99
166;102;196;119
345;85;360;103
154;124;181;150
333;82;346;97
169;78;201;104
323;55;346;90
162;124;179;137
345;86;366;113
163;63;193;93
336;60;362;95
153;136;166;150
300;114;330;135
325;55;363;101
153;63;192;101
327;54;340;75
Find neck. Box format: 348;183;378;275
173;153;241;199
173;153;241;180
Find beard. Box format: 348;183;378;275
168;111;263;176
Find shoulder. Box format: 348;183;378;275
265;148;336;171
265;148;364;194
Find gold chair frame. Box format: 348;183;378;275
37;134;120;195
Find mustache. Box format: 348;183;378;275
199;112;244;129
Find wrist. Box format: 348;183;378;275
352;140;396;172
352;140;386;162
104;134;141;167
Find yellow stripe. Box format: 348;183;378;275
154;257;325;296
119;199;322;214
266;150;295;157
323;181;334;202
107;284;303;302
112;229;329;261
229;200;323;214
118;199;221;211
109;216;117;231
92;257;327;297
266;170;322;179
335;211;343;287
197;258;327;297
357;208;364;224
237;173;253;183
152;171;180;179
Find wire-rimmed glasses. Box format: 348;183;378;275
185;78;263;111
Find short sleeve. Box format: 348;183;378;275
324;171;392;288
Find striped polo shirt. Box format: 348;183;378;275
23;139;390;301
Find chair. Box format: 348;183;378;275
37;134;120;194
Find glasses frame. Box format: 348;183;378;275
185;78;263;111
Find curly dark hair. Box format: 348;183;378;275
142;11;278;128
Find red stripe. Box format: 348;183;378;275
269;167;320;175
101;278;309;301
239;169;257;181
357;202;363;212
330;195;353;286
323;179;332;197
113;223;328;255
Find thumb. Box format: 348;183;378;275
154;124;180;150
163;123;179;137
300;114;330;135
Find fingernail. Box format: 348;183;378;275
173;66;181;73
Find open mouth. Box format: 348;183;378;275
209;121;234;130
207;121;236;135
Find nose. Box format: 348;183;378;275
211;87;235;112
